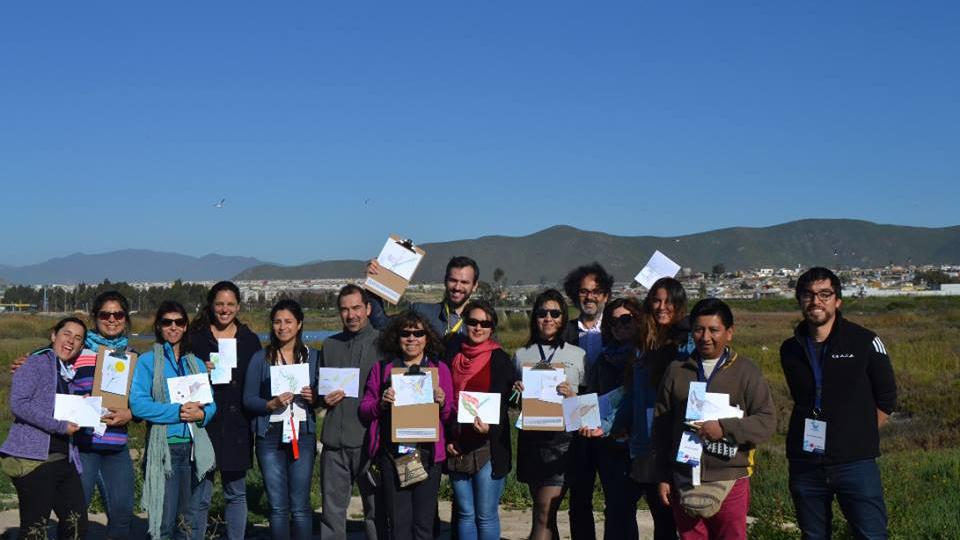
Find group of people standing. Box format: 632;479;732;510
1;256;896;540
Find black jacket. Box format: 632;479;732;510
189;323;262;471
780;313;897;465
445;348;515;479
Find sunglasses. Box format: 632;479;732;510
465;318;495;329
159;318;187;328
614;313;634;326
535;308;563;319
400;330;427;338
97;311;127;321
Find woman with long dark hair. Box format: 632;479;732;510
359;310;454;540
625;277;693;540
73;291;137;539
242;299;318;540
1;317;88;539
130;301;217;540
189;281;262;539
512;289;586;540
445;300;515;540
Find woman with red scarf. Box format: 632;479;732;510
445;300;515;540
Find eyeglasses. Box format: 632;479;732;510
799;289;836;302
465;318;495;329
97;311;126;321
400;330;427;338
613;313;634;326
578;288;606;299
159;318;187;328
535;308;563;319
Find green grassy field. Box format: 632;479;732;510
1;298;957;538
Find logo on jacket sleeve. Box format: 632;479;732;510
872;337;887;355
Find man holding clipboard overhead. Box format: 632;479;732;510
367;250;480;344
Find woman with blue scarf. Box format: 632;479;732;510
73;291;138;538
131;301;217;539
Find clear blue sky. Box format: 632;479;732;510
2;1;958;266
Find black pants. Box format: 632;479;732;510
12;458;88;540
378;451;442;540
568;436;599;540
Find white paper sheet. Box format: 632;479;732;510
270;364;311;396
563;393;601;431
167;374;214;404
209;352;232;385
457;391;501;424
54;395;103;427
686;382;743;421
216;338;238;368
376;238;424;281
99;352;132;395
521;366;566;404
393;372;434;407
634;250;682;290
317;367;361;398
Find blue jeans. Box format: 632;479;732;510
79;446;135;539
256;425;316;540
161;443;205;540
450;460;506;540
192;469;248;540
789;458;888;540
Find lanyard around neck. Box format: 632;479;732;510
696;349;729;389
444;303;464;335
537;343;558;365
805;338;828;415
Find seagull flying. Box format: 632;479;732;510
213;198;226;208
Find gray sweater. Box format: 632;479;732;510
513;341;586;390
319;324;381;449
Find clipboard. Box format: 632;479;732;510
521;363;566;431
363;234;426;305
92;346;139;409
390;366;440;443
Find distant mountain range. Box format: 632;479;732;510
0;250;269;285
234;219;960;284
4;220;959;286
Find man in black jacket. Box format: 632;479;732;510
780;267;896;540
561;262;613;540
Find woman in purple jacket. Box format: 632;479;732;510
359;310;454;540
1;317;88;539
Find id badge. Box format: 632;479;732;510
282;415;298;443
803;418;827;454
676;431;703;465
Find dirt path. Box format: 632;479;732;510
0;496;655;539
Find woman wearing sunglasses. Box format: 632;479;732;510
1;317;88;539
131;301;217;540
242;299;318;540
512;289;586;540
445;300;515;540
74;291;138;539
359;310;454;540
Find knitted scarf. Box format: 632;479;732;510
84;331;129;352
450;339;500;399
142;343;216;539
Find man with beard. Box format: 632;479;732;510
318;285;382;540
561;262;614;540
780;267;896;540
367;255;479;342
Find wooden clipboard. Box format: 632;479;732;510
363;234;427;305
92;346;138;409
390;366;440;443
521;363;566;432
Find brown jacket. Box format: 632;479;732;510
653;348;775;483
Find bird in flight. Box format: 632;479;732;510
213;198;226;208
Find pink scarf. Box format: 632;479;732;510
451;339;501;398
